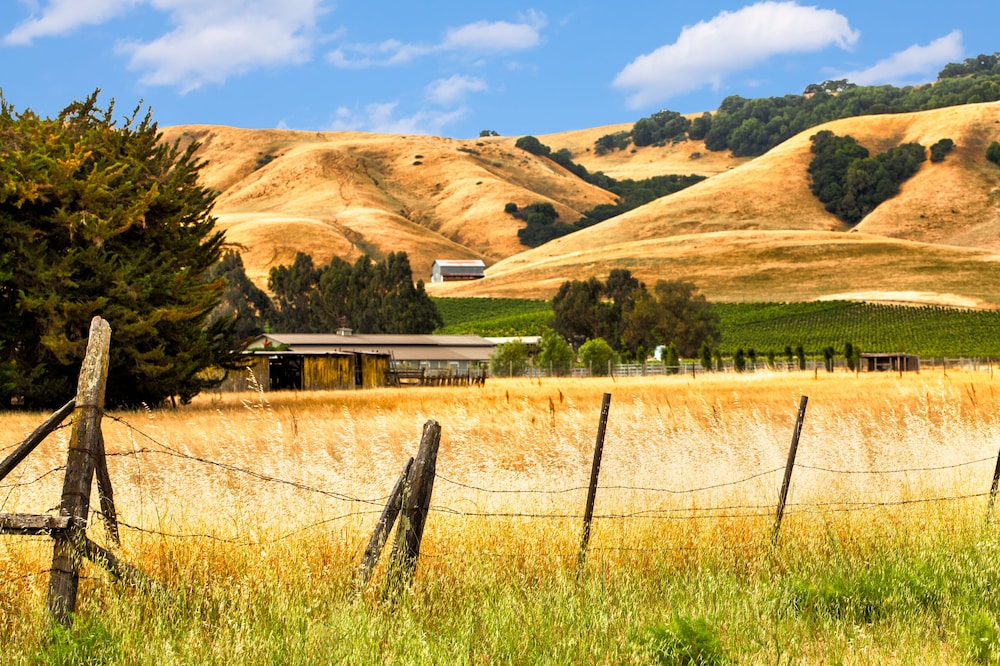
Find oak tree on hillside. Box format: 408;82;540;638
0;91;240;408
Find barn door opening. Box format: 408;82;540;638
269;356;303;390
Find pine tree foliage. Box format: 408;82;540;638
206;250;273;341
265;251;442;334
0;91;239;408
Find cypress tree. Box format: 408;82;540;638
0;91;239;408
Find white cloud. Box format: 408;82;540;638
328;101;467;135
4;0;139;45
837;31;964;86
116;0;323;92
442;10;545;52
426;75;488;105
613;1;859;109
327;11;546;69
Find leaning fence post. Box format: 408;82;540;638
772;395;808;547
354;457;413;597
986;445;1000;525
385;421;441;595
577;393;612;575
47;316;112;627
0;399;75;483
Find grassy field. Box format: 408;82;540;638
4;372;1000;663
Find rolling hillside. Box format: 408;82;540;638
162;101;1000;307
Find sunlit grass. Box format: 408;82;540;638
3;370;1000;663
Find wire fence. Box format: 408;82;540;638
4;406;999;580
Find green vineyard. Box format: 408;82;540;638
433;297;554;336
434;297;1000;357
714;301;1000;357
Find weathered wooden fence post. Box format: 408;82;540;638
577;393;612;575
354;457;413;597
986;444;1000;525
47;316;112;627
0;399;75;482
772;395;808;547
385;421;441;595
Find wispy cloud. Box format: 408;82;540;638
4;0;139;45
117;0;324;92
837;31;964;86
613;1;859;109
426;75;488;105
327;11;546;69
328;101;468;135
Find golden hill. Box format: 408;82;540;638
162;101;1000;307
159;125;617;285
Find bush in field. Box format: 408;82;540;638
645;615;727;666
663;342;680;374
579;338;617;376
699;341;713;371
734;349;746;373
929;138;954;162
490;340;529;377
535;328;574;376
963;610;1000;665
988;141;1000;167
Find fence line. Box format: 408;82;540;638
5;398;1000;598
5;416;996;531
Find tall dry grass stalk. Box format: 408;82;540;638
3;370;1000;663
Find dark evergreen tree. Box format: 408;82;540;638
988;141;1000;167
207;251;273;341
266;252;441;334
267;252;320;332
0;91;239;408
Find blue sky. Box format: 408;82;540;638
1;1;996;139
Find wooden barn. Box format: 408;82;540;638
219;348;391;392
861;353;920;373
218;331;495;392
431;259;486;282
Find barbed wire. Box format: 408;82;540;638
0;421;73;456
795;456;995;475
104;416;391;506
436;467;786;497
3;412;999;564
0;466;66;490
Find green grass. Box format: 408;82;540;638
434;296;1000;357
6;523;1000;664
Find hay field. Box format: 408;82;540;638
5;372;1000;663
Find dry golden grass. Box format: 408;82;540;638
4;371;998;559
5;372;1000;663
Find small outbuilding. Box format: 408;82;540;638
219;331;495;391
431;259;486;282
861;353;920;373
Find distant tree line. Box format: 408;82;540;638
595;53;1000;158
211;251;441;338
510;136;704;247
807;130;927;225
